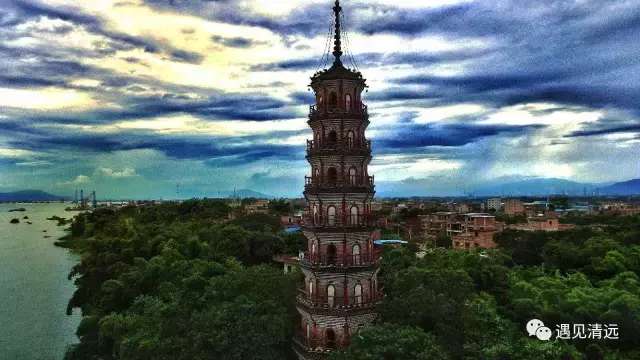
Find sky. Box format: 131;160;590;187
0;0;638;198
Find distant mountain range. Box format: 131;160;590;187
214;189;273;199
597;179;640;195
469;177;640;197
378;177;640;197
0;190;69;202
472;178;598;197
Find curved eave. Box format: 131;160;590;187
310;64;367;86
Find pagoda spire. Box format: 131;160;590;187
332;0;343;66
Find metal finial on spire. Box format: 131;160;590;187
332;0;343;66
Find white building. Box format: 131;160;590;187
486;198;502;212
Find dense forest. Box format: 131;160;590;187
59;200;304;360
60;200;640;359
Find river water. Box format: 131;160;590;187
0;203;81;360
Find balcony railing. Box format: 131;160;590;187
304;175;375;192
306;139;371;154
293;331;348;352
293;333;326;352
302;214;376;229
300;252;379;268
309;104;368;121
297;287;383;310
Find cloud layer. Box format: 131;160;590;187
0;0;638;198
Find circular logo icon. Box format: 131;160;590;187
535;326;552;341
526;319;545;337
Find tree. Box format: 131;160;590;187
330;324;449;360
435;233;452;248
380;266;474;357
268;199;291;215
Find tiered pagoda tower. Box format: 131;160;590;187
294;1;381;359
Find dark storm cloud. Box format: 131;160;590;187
168;49;204;64
7;124;303;165
4;0;205;65
9;0;101;27
250;58;320;71
7;91;298;126
204;146;305;167
211;35;259;48
566;123;640;138
251;48;489;73
377;122;545;150
141;0;332;38
289;91;315;105
393;71;569;93
367;87;439;102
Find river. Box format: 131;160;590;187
0;203;81;360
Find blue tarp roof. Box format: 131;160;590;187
374;239;408;245
284;226;301;233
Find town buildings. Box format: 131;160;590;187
420;212;503;249
599;202;640;216
420;212;458;238
294;2;381;358
504;198;525;215
507;211;575;231
451;213;501;249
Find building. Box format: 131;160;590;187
486;198;502;212
392;203;408;214
281;213;303;226
600;202;640;216
525;213;560;231
420;211;458;238
508;211;575;232
504;199;525;215
523;200;549;216
295;2;381;358
274;255;300;274
455;203;471;214
244;199;269;214
451;213;500;249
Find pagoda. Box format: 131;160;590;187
294;1;381;358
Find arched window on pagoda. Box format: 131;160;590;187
306;322;312;341
354;283;362;305
313;204;319;225
347;131;355;149
327;130;337;146
327;206;337;226
313;167;320;181
327;243;337;264
329;92;337;108
326;328;336;349
327;284;335;307
309;279;314;297
352;243;361;265
311;240;318;259
327;167;338;185
350;206;359;226
345;94;352;111
318;95;323;106
349;167;357;185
